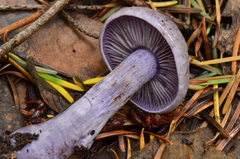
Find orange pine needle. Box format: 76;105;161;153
118;135;125;152
140;128;145;150
0;11;44;36
127;138;131;159
215;124;240;151
174;89;204;123
143;131;173;144
154;143;166;159
231;26;240;74
222;69;240;114
201;16;211;60
5;74;20;109
0;63;11;72
95;130;138;140
110;148;119;159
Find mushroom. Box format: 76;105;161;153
10;7;189;158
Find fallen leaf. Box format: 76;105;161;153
131;128;235;159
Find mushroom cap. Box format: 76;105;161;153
99;7;189;113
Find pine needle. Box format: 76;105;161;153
231;27;240;74
196;56;240;65
140;128;145;150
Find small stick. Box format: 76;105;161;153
0;10;45;36
0;0;71;58
158;9;193;31
0;4;103;11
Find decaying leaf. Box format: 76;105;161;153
131;128;235;159
217;0;240;55
26;56;69;113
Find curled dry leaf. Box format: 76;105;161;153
26;56;70;113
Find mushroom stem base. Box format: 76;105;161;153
13;49;158;158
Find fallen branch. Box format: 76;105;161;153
0;0;71;58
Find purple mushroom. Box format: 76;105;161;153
10;7;189;158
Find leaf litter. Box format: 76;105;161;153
1;0;240;158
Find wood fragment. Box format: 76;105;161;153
0;0;71;58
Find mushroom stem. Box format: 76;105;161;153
13;49;158;158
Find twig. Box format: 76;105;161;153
65;4;103;10
0;4;44;10
158;9;193;32
0;4;103;11
0;10;46;36
61;10;99;39
0;0;71;58
123;0;147;6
